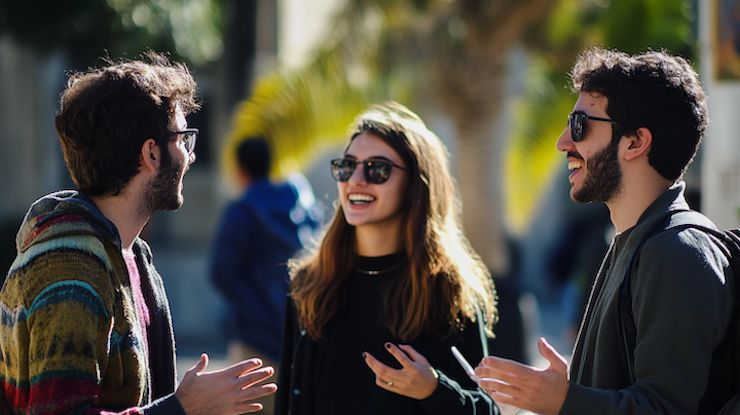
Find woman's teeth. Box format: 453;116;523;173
348;193;376;204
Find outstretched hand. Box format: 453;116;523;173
363;343;439;400
475;338;568;415
175;353;278;415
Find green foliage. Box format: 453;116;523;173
0;0;224;65
224;0;429;179
506;58;576;231
224;69;374;178
600;0;695;57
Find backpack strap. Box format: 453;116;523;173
617;210;679;384
618;209;719;384
618;211;740;413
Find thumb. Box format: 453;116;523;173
190;353;209;374
538;338;567;371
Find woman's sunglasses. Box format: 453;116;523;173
568;112;619;143
330;158;409;184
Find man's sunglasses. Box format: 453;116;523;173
568;112;619;143
330;158;409;184
170;128;198;155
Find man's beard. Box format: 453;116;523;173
572;136;622;204
143;151;184;215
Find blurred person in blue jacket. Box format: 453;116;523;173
209;138;321;412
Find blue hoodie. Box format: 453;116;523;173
209;176;321;360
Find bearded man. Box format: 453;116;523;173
476;47;736;415
0;52;276;415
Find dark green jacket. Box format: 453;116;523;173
562;182;735;414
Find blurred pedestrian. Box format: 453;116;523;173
209;137;321;414
476;47;734;414
275;101;498;415
0;52;276;415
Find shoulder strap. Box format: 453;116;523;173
618;209;701;384
618;211;740;413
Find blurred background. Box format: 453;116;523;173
1;0;740;371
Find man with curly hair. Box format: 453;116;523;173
476;47;735;415
0;52;276;415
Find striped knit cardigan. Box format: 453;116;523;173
0;191;184;415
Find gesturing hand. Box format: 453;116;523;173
363;342;439;400
175;353;278;415
475;338;569;415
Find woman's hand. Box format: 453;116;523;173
363;342;439;400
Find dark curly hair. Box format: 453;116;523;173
54;51;200;196
570;47;708;181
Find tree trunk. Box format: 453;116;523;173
433;0;558;278
436;49;509;277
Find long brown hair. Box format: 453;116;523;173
289;101;497;341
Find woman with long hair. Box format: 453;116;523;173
275;101;498;414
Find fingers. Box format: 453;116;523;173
384;342;415;367
223;357;264;377
397;344;430;365
364;351;404;391
538;338;568;371
475;357;528;396
190;353;208;373
235;403;264;414
240;381;279;400
237;366;276;390
478;376;520;398
363;351;396;378
477;355;531;379
475;338;570;415
176;356;278;415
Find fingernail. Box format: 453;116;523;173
362;352;367;358
385;342;391;349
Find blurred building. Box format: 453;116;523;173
699;0;740;229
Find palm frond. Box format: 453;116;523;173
505;58;576;234
223;0;433;179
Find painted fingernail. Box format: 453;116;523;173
385;342;391;349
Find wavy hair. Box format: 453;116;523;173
55;51;200;197
289;102;497;341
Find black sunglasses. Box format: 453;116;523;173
568;112;619;143
330;158;409;184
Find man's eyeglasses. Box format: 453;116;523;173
170;128;198;155
568;112;619;143
330;158;409;184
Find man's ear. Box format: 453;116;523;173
623;127;652;161
141;138;160;173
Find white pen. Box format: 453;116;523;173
451;345;480;383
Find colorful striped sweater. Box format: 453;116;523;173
0;191;184;415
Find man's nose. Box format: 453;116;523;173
556;128;573;153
